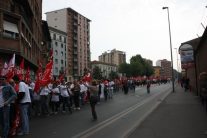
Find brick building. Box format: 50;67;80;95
156;59;172;79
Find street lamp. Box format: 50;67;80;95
174;48;179;81
163;6;175;92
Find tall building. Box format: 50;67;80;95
99;49;126;66
156;59;172;79
0;0;50;79
46;8;91;81
49;27;67;79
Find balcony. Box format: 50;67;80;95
73;36;77;40
73;44;78;48
0;38;20;53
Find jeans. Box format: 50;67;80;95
0;106;10;138
19;103;30;134
108;89;113;99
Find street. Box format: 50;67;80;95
23;84;172;138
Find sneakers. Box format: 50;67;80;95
17;132;24;136
17;132;30;136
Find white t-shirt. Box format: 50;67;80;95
19;82;31;103
51;87;60;102
40;87;50;96
80;84;87;93
59;85;69;97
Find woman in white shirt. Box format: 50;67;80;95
50;82;60;114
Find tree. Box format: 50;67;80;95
118;63;130;77
92;66;102;80
109;71;119;80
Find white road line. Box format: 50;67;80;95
72;86;171;138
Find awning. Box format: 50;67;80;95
3;20;19;33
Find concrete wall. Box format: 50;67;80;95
46;9;67;33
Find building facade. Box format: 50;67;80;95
153;66;161;78
98;49;126;66
0;0;50;79
49;27;67;79
91;61;118;79
156;59;172;79
46;8;91;81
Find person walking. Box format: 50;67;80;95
123;80;129;94
71;80;80;110
0;76;17;138
86;80;98;121
39;86;50;116
59;80;71;113
50;82;60;114
147;80;151;94
13;75;31;136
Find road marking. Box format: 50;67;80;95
72;86;171;138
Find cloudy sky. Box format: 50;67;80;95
42;0;207;70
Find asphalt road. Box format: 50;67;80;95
20;83;172;138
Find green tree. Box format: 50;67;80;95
92;66;102;80
118;63;130;77
109;71;119;80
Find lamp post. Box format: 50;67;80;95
174;48;179;79
163;7;175;92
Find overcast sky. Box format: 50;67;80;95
42;0;207;70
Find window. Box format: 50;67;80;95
61;44;63;48
55;42;58;46
64;37;66;43
55;50;58;55
55;59;58;64
61;51;63;56
59;35;62;41
53;34;56;40
55;67;58;73
61;60;63;64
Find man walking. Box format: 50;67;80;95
0;76;17;138
13;75;31;136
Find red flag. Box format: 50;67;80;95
39;60;53;87
25;67;30;83
6;54;15;80
34;61;43;93
82;72;92;83
16;58;24;81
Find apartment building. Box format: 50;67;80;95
49;27;67;79
99;49;126;66
46;8;91;81
156;59;172;79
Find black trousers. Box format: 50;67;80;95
73;92;80;108
90;96;97;119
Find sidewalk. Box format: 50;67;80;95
128;85;207;138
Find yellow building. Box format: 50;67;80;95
153;66;161;78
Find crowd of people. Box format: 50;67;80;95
0;74;171;138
